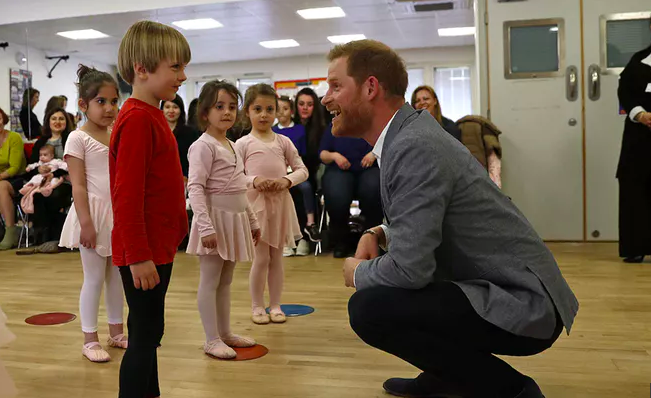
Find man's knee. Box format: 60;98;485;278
348;288;389;340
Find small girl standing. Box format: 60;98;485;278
235;84;308;324
186;80;261;359
59;65;127;362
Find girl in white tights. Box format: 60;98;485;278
59;65;127;362
186;80;261;359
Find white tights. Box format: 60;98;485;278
249;241;284;312
197;255;235;342
78;246;124;333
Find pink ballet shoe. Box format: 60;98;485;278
269;310;286;324
222;334;256;348
204;338;237;359
82;342;111;362
107;334;128;349
251;309;270;325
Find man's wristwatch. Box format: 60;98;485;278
363;229;377;236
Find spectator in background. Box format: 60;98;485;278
187;98;200;131
161;95;200;180
273;96;320;255
60;95;78;129
44;96;66;119
291;88;326;255
0;107;27;250
19;88;41;140
411;85;461;141
19;107;72;253
319;123;382;258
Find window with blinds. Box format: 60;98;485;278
504;18;565;79
605;19;651;69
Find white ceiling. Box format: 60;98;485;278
0;0;476;65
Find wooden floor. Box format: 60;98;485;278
0;243;650;397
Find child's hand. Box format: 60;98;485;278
251;229;261;246
270;178;291;191
253;177;272;192
38;165;52;174
79;223;97;249
201;233;218;249
130;260;159;291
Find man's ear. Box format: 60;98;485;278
365;76;381;101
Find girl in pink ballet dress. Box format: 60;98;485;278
235;84;308;325
186;80;261;359
59;65;127;362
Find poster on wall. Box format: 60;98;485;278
274;78;328;99
9;68;32;134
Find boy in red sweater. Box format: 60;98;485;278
110;20;190;398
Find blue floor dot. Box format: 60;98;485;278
265;304;315;317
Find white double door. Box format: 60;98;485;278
486;0;650;241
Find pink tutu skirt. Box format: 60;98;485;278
187;193;255;261
59;194;112;257
247;189;302;249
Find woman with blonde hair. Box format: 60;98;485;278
411;85;461;141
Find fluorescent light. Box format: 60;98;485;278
260;39;300;49
549;26;559;32
297;7;345;20
327;34;366;44
56;29;109;40
438;27;476;37
172;18;223;30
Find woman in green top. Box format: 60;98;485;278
0;107;27;250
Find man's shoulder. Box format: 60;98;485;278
389;113;450;153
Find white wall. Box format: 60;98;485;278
183;46;477;111
0;41;111;132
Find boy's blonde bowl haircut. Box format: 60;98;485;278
118;20;192;85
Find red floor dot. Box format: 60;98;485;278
228;344;269;361
25;312;76;326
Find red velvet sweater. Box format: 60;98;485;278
109;98;188;267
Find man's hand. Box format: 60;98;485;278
361;152;376;168
343;257;362;288
636;111;651;128
130;260;160;291
355;232;380;260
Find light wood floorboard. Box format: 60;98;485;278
0;243;649;397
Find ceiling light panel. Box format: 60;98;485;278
172;18;223;30
297;7;345;20
259;39;300;49
56;29;109;40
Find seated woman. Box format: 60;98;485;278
20;107;73;253
0;107;27;250
411;85;462;141
319;124;383;258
